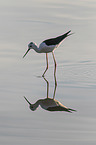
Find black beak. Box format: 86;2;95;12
23;48;30;58
24;96;31;105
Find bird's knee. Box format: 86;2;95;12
47;65;49;69
55;62;57;68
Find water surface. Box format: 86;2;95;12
0;0;96;145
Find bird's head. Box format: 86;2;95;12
28;42;34;49
23;42;34;58
24;96;37;111
29;104;37;111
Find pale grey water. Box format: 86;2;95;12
0;0;96;144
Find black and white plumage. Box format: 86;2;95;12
24;96;76;112
23;30;73;76
43;30;72;46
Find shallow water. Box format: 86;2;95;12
0;0;96;145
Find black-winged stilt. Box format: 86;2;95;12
23;76;76;112
23;30;73;77
24;96;76;112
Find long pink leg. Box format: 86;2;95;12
52;51;57;86
42;53;48;77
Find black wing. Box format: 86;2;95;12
43;30;71;46
47;106;72;112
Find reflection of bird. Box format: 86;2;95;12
24;96;76;112
23;30;73;77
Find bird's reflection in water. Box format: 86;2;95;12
24;73;76;112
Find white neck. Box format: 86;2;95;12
32;43;41;53
32;100;41;110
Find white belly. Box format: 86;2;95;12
39;42;58;53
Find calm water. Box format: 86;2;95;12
0;0;96;144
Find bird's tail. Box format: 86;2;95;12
24;96;31;105
66;30;75;37
57;30;74;43
68;108;77;112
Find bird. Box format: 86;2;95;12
24;96;76;112
23;30;73;77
